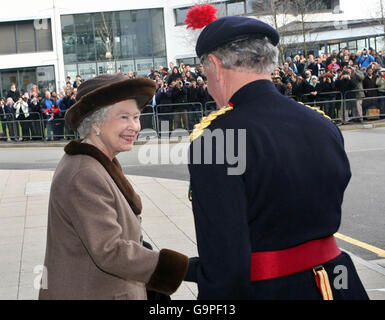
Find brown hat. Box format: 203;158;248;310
65;73;156;131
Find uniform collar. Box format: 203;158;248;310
229;79;276;107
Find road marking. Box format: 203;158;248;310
346;147;385;153
335;233;385;258
367;289;385;292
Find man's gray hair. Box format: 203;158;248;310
201;37;279;74
77;105;113;138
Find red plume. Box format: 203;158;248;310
185;4;217;30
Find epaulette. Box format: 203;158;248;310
188;104;234;201
298;102;332;121
189;105;234;142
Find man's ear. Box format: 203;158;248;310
208;54;222;82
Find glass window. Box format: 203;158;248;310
133;10;152;58
227;1;245;16
17;21;36;53
116;60;135;73
35;19;53;51
19;68;37;93
357;39;366;51
213;3;226;17
36;66;56;93
97;61;116;75
61;15;77;64
348;40;357;50
1;71;18;97
0;23;16;55
154;57;167;71
135;58;153;76
151;9;166;57
246;0;272;14
174;7;189;25
329;44;339;54
118;11;135;59
74;14;95;62
78;62;97;80
376;36;385;52
64;64;78;84
94;12;117;61
368;37;376;50
339;42;347;50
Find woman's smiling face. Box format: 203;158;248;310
94;99;141;159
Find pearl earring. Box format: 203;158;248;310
96;130;100;136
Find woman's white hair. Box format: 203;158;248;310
201;36;279;75
77;105;113;139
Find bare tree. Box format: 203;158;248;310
95;12;116;73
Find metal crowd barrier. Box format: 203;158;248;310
155;102;204;135
1;94;385;142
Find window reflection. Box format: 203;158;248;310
61;8;167;77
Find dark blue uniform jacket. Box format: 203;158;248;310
188;80;368;300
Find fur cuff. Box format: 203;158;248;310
147;249;189;296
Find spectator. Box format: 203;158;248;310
198;79;213;111
160;67;170;83
297;58;306;77
363;66;379;116
14;95;32;141
306;54;319;78
335;70;357;122
272;75;286;95
28;96;43;140
41;91;60;141
168;66;181;84
320;72;336;119
29;84;40;99
0;97;15;141
186;79;202;130
375;68;385;117
376;50;385;67
185;71;196;83
185;64;196;79
308;76;322;103
147;68;156;80
72;75;82;89
195;64;207;81
357;49;375;69
293;75;310;102
171;79;189;130
327;58;341;71
284;81;294;98
350;66;365;122
155;80;173;133
59;89;76;139
304;70;312;84
6;83;20;102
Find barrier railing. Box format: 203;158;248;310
155;102;204;135
1;95;384;142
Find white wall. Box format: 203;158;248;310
0;0;384;87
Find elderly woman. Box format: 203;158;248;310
39;73;188;300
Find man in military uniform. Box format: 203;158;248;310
184;16;369;300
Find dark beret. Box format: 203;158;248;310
196;16;280;58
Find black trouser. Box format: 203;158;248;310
19;118;33;140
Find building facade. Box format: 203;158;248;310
0;0;384;96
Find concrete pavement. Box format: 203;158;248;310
0;169;384;300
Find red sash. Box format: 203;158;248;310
250;236;341;282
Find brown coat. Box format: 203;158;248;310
39;140;188;300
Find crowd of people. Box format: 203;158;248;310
272;47;385;121
1;46;385;141
0;80;78;141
